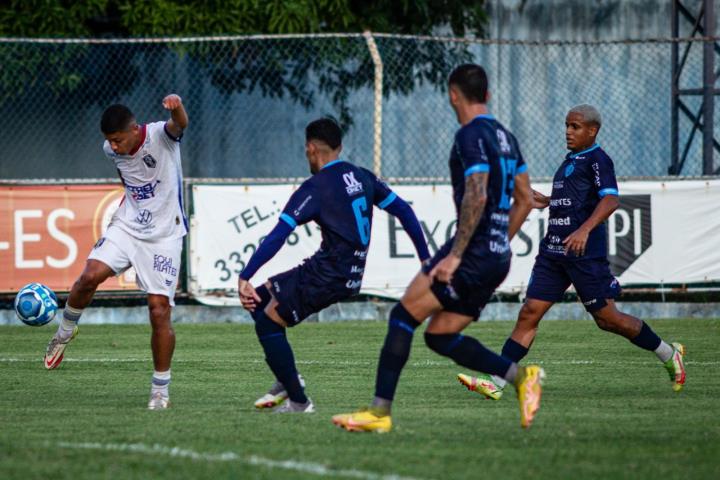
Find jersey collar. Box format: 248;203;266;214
568;143;600;159
321;159;344;170
473;114;495;122
128;124;147;156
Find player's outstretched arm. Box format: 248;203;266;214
237;220;294;310
508;172;533;240
163;94;188;138
532;189;550;209
563;194;619;256
382;196;431;264
430;172;488;283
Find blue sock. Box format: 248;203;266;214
501;337;529;362
373;303;421;402
253;309;307;404
425;332;512;378
630;321;662;351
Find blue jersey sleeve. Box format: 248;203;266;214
592;153;619;197
455;126;490;177
510;133;528;176
239;220;294;281
279;181;318;228
368;173;397;209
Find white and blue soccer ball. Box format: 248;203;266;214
14;283;58;326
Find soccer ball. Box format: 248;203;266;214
14;283;58;326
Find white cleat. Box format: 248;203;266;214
254;374;306;409
273;398;315;413
44;327;79;370
148;392;170;410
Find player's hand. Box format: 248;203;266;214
563;227;589;256
532;189;550;209
162;94;183;110
238;278;261;312
429;254;461;284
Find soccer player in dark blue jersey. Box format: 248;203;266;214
238;118;430;413
458;104;686;400
333;64;544;432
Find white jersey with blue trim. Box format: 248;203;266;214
103;121;188;242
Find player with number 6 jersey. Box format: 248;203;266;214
238;117;430;413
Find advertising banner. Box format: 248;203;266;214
0;185;139;293
189;180;720;305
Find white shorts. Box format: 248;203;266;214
88;226;183;306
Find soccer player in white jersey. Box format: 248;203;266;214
43;94;189;410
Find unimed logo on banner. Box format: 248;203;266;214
0;185;138;293
607;195;652;276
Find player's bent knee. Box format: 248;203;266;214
517;303;542;327
76;270;105;290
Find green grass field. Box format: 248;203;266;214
1;318;719;479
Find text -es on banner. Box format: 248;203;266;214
0;185;138;293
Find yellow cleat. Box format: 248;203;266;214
514;365;545;429
332;408;392;433
457;373;504;400
664;343;686;392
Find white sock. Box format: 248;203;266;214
151;370;171;397
57;305;82;339
492;375;508;389
654;341;674;363
502;364;518;384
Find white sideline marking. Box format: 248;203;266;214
52;441;422;480
1;357;717;366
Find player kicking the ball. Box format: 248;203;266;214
44;95;189;410
238;117;430;413
457;104;686;402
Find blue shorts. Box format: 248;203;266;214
269;261;358;326
526;254;621;312
422;241;510;320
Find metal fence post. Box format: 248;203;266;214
363;31;384;176
702;0;716;175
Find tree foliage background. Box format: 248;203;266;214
0;0;488;125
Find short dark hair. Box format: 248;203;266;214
448;64;488;104
101;104;135;134
306;117;342;150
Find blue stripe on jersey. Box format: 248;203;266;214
176;165;188;231
378;192;397;209
474;114;495;121
569;143;600;158
516;164;528;174
598;188;619;197
321;159;343;170
464;164;490;176
280;213;297;229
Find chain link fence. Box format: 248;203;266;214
0;34;717;181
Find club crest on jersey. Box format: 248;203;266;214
135;209;153;225
564;163;575;177
142;154;157;168
343;172;363;195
